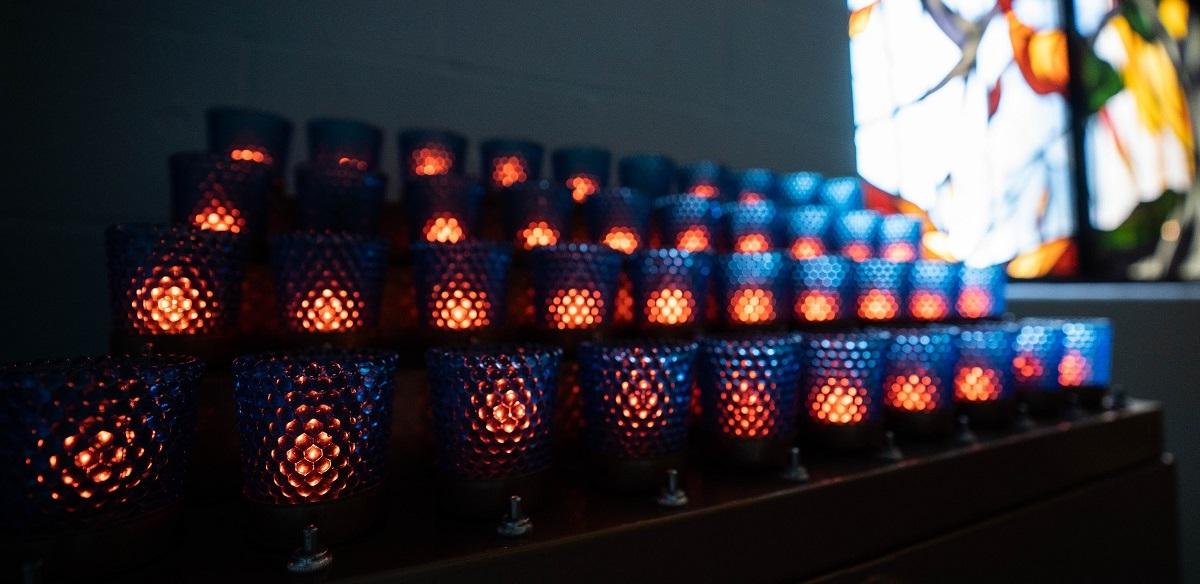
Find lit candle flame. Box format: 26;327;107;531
729;288;775;324
690;184;718;199
424;214;466;243
547;288;604;330
886;372;939;412
842;242;873;262
520;221;559;249
735;233;771;253
296;285;360;332
909;291;949;321
881;242;917;262
567;174;599;203
491;155;527;188
675;226;710;252
1058;350;1088;387
957;287;993;319
811;377;868;425
602;227;640;254
431;282;490;330
133;266;210;334
795;290;839;322
645;287;694;326
955;366;1002;402
229;148;271;164
192;193;244;234
857;289;898;321
789;237;824;260
411;145;454;176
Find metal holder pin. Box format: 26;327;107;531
877;431;904;462
780;446;810;483
954;414;977;446
656;468;689;507
1063;391;1083;421
287;524;333;581
497;495;533;537
1014;402;1035;432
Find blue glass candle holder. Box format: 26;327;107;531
958;264;1008;319
854;259;911;323
656;193;719;253
882;328;958;436
412;241;512;335
954;323;1019;423
677;160;726;199
106;224;244;338
698;333;803;467
404;175;484;244
232;350;396;543
399;128;468;178
783;205;833;260
295;163;388;235
778;171;824;207
802;332;889;450
530;243;622;333
1060;318;1113;406
579;341;697;488
907;260;961;322
879;214;923;262
817;176;864;212
618;154;676;200
206;106;293;170
729;168;777;203
792;256;855;325
835;209;881;262
1013;318;1067;413
481;138;544;190
426;344;560;515
306;118;383;171
630;249;711;330
271;232;388;336
169;151;271;240
502;179;572;251
585;187;651;255
726;200;779;253
553;146;611;204
714;252;787;328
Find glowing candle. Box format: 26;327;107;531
958;264;1008;319
522;221;561;249
272;232;387;336
603;227;640;254
802;332;889;449
882;329;958;435
677;160;725;200
676;226;711;252
307;118;383;171
784;205;833;261
399;129;467;178
503;180;570;251
790;237;825;260
424;214;466;243
907;260;961;322
553;146;610;203
568;174;600;202
728;200;777;253
206;106;292;171
735;233;771;253
170;151;270;241
879;214;922;262
532;244;622;333
631;248;709;330
854;259;910;322
586;187;649;255
1013;319;1067;415
482;139;543;190
954;324;1018;405
836;209;880;262
1059;318;1113;390
405;175;481;244
658;194;717;253
791;255;857;326
716;252;785;327
731;168;776;204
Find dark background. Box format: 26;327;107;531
3;2;1197;581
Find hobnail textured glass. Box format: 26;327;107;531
426;345;561;480
530;243;623;332
908;260;961;322
715;252;787;327
783;205;834;260
503;179;572;250
306;118;383;171
1013;319;1067;392
698;334;804;439
585;187;651;255
481;138;544;190
854;259;911;322
878;214;923;262
412;241;512;333
958;264;1008;319
817;176;863;212
271;231;388;334
726;200;778;253
295;163;388;235
206;107;293;170
792;255;855;324
169;151;271;239
729;168;777;203
954;323;1018;403
232;350;397;505
882;328;958;415
630;249;711;329
552;147;610;204
801;332;889;427
106;224;244;336
618;154;676;199
656;194;719;253
778;172;824;207
1059;318;1113;388
1;354;203;533
834;209;881;262
404;175;484;245
676;160;725;200
579;341;698;459
399;128;468;178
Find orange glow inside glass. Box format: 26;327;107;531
690;184;718;199
295;285;360;332
477;378;533;439
615;372;663;427
811;377;868;425
789;237;824;260
336;157;369;171
729;288;775;324
1058;350;1089;387
735;233;771;253
411;145;454;176
567;174;599;203
1012;354;1044;384
134;266;210;334
857;289;898;320
955;366;1002;402
547;287;604;330
886;372;940;412
720;379;775;437
645;287;695;326
738;192;764;204
602;227;640;254
795;290;839;322
229;148;271;165
423;214;466;243
46;414;139;501
491;155;527;188
881;242;917;262
615;276;635;324
278;404;346;500
909;291;949;321
957;287;993;319
519;221;560;250
431;281;490;330
675;226;710;252
192;193;244;234
842;242;873;262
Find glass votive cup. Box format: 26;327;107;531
882;327;958;436
206;106;293;171
854;259;911;323
676;160;726;199
553;146;611;204
954;323;1019;425
792;255;855;325
1013;318;1067;414
404;174;484;245
579;340;698;490
530;243;623;335
656;193;719;253
399;128;468;178
729;168;777;203
295;163;388;235
426;344;561;516
726;200;779;253
481;138;544;190
586;187;651;255
784;205;833;260
698;333;804;468
958;264;1008;319
618;154;677;199
878;214;923;262
232;350;397;544
1059;318;1113;407
817;175;864;212
271;231;388;338
778;171;824;207
630;248;711;331
908;260;961;322
503;179;572;250
715;252;787;328
306;117;383;171
802;331;890;450
835;209;881;262
169;151;271;242
412;241;513;337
